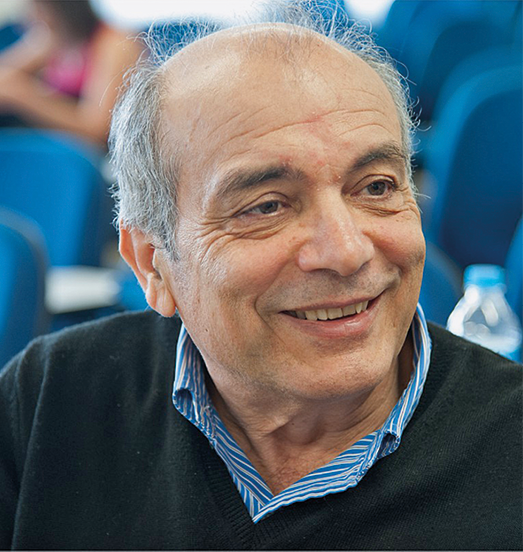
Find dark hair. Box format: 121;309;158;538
37;0;100;42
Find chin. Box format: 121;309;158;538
275;353;399;403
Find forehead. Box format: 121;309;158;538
161;25;402;196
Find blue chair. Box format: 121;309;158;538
0;208;50;369
414;43;522;165
376;1;481;79
420;241;462;326
505;217;522;325
422;64;522;270
0;129;113;267
480;1;521;39
0;23;23;52
514;3;522;45
375;0;424;63
401;9;503;120
433;45;522;122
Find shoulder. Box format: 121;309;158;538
428;322;522;381
49;308;181;354
0;311;182;461
423;322;522;421
0;311;182;403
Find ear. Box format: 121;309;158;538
119;223;177;317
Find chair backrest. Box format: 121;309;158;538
433;45;522;121
419;241;462;326
505;217;522;325
0;208;49;369
514;3;523;45
0;23;22;52
480;0;521;38
375;0;424;62
423;64;523;269
401;9;503;120
0;129;113;267
376;1;482;83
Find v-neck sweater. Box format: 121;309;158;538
0;311;521;550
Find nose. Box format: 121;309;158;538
296;200;375;277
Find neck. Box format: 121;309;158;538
208;333;414;495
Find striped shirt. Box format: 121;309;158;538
172;304;432;523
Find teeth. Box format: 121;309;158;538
316;309;328;320
305;310;318;321
328;308;343;319
296;300;369;321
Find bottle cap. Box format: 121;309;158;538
464;264;506;288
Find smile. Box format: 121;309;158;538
287;300;370;321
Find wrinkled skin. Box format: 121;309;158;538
121;26;426;490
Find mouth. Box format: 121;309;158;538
284;299;371;321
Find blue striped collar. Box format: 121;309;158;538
173;304;432;522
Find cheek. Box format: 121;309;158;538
182;239;294;364
372;217;425;281
200;236;296;303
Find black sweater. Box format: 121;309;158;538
0;311;521;550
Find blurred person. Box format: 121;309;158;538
0;0;142;145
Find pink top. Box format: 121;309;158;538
42;26;101;98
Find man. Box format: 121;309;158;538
0;8;521;550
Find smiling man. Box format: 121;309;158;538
121;23;426;497
0;8;521;551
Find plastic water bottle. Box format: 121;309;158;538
447;264;522;361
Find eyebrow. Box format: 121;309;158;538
215;165;306;202
349;143;409;173
214;142;409;202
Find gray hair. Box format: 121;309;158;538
109;1;417;259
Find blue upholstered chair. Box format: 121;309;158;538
505;217;522;326
433;45;522;123
414;42;522;165
422;64;522;270
480;1;521;39
402;11;503;120
375;0;424;63
0;23;22;51
0;208;50;369
376;1;481;77
514;3;523;45
419;241;462;327
0;129;113;267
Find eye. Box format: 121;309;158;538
364;180;391;196
245;200;283;215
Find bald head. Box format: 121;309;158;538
110;19;415;257
160;24;335;115
161;23;397;117
164;22;354;75
159;24;402;191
